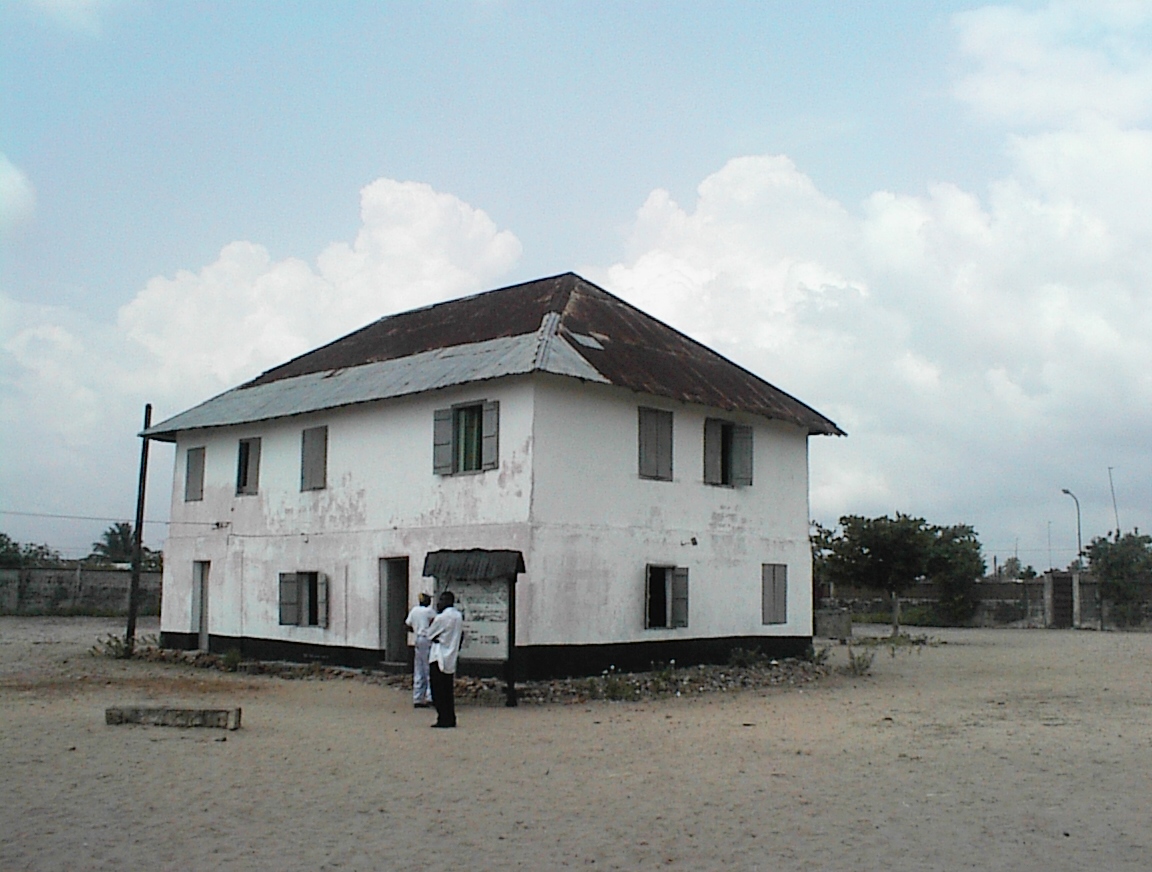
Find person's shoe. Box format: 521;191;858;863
414;702;432;708
430;723;456;728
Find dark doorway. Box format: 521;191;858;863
380;557;410;663
1051;575;1074;628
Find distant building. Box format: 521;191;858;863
146;273;843;676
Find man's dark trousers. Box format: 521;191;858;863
430;662;456;727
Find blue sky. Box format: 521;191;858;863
2;0;1150;565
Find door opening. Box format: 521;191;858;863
192;561;210;651
380;557;410;663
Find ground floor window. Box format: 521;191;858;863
279;571;329;628
762;563;787;624
646;565;689;628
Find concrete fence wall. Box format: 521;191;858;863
828;574;1150;630
0;567;162;616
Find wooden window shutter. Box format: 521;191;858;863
762;564;787;624
433;408;453;474
185;447;205;501
237;438;261;494
481;400;500;471
731;424;753;487
639;408;673;480
671;567;689;628
279;573;300;626
316;574;329;629
657;411;673;480
301;426;328;491
703;419;722;484
639;409;658;479
248;439;261;493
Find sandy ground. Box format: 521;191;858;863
1;619;1150;871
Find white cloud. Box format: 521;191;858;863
0;154;36;230
597;128;1152;555
115;178;521;403
952;1;1152;127
0;179;520;550
26;0;122;34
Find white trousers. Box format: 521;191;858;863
413;636;433;704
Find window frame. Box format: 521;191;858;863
184;446;205;502
236;437;261;496
433;400;499;475
638;407;673;481
704;418;753;487
645;564;689;629
300;425;328;491
279;571;329;628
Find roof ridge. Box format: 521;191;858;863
533;311;562;370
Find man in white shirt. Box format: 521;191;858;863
404;593;436;708
426;590;464;728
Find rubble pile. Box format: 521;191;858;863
130;645;830;705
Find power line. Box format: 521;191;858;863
1;509;217;527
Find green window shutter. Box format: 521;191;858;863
703;419;722;484
279;573;300;626
433;408;453;474
301;426;328;491
671;567;689;628
481;400;500;470
731;424;753;487
316;574;329;629
185;447;205;501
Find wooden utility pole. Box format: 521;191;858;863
125;403;152;657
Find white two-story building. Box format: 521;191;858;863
147;273;843;677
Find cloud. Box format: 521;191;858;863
0;179;520;550
116;178;521;403
26;0;122;34
0;155;36;230
596;136;1152;556
952;1;1152;127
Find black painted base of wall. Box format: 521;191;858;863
514;635;813;680
161;632;813;679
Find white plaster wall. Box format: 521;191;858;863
160;371;817;652
161;379;535;650
521;375;812;646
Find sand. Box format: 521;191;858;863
1;617;1150;871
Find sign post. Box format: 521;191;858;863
422;549;525;707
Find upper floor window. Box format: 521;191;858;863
433;400;499;475
638;407;673;481
236;437;261;495
301;426;328;491
704;419;753;487
184;446;205;502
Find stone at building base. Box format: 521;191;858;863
105;706;241;730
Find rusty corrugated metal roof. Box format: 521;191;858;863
145;273;843;439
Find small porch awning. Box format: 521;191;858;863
422;549;526;581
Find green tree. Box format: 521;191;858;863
89;522;136;564
810;520;836;607
0;533;22;569
825;514;934;636
928;524;986;625
1087;531;1152;627
0;533;64;568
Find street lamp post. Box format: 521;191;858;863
1061;488;1096;629
1061;488;1083;566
